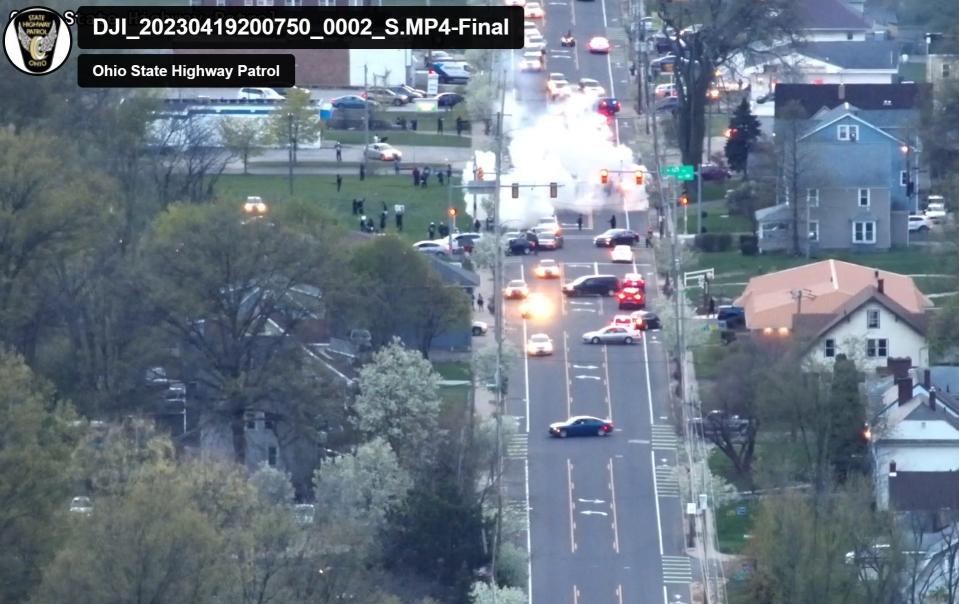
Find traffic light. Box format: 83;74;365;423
600;169;609;185
679;194;689;207
635;170;644;185
511;183;520;199
549;182;558;198
447;207;457;218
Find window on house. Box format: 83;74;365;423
900;171;909;187
853;221;876;243
806;188;820;206
838;124;859;141
944;63;952;79
858;188;870;207
867;309;880;328
246;417;255;429
809;220;820;242
267;446;278;467
846;31;854;40
264;418;275;430
866;338;888;358
825;339;836;358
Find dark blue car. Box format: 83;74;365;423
331;95;378;109
549;416;614;438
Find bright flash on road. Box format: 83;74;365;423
520;293;552;320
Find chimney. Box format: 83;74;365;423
887;357;912;379
878;278;885;294
889;461;897;477
930;387;937;411
896;377;913;405
838;83;846;100
924;369;932;389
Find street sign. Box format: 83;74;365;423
660;164;695;181
427;70;439;96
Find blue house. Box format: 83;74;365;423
757;83;925;254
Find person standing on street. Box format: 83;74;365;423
335;141;342;162
476;292;484;311
455;116;464;136
422;166;430;188
447;163;453;180
359;215;367;231
357;198;365;215
359;163;365;181
428;222;436;239
473;218;481;232
413;166;421;187
351;198;358;215
438;171;445;186
380;210;387;231
609;214;617;229
577;214;583;230
394;156;401;175
336;174;342;192
437;118;444;134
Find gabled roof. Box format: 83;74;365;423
798;110;906;145
797;0;869;31
795;40;900;70
793;286;928;340
774;83;924;117
889;471;959;511
427;256;481;288
735;259;932;330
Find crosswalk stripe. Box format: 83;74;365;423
654;466;680;497
507;434;528;459
661;555;693;583
651;425;678;449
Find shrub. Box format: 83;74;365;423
739;234;759;256
694;233;733;252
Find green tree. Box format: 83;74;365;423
654;0;799;167
724;98;762;177
724;180;772;233
352;341;442;467
0;351;79;604
220;118;266;175
249;463;296;506
71;419;175;496
826;355;868;482
268;88;322;164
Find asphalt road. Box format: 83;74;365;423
502;2;694;602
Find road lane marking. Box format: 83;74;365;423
507;433;529;458
602;345;613;421
567;458;577;553
642;329;656;427
573;585;580;604
521;264;530;433
578;497;606;504
579;509;608;516
571;308;596;313
563;331;572;418
662;555;694;583
654;465;681;497
568;301;595;305
525;458;532;603
651;424;678;449
572;364;598;369
575;375;602;380
608;458;621;554
651;450;665;556
593;261;599;275
616;584;624;604
600;0;619;144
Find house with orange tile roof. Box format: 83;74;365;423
734;259;932;370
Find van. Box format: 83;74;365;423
562;275;620;297
433;62;472;84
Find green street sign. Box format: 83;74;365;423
660;164;696;181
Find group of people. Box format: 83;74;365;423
412;164;454;188
356;201;405;233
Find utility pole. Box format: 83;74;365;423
363;64;370;174
287;112;294;197
637;0;650;135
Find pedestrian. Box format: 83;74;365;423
609;215;617;229
473;218;481;233
382;201;388;213
485;216;493;232
527;230;539;255
438;171;445;186
487;298;495;315
395;211;403;231
658;214;665;238
577;214;583;231
351;198;358;215
422;166;430;188
645;234;652;248
428;222;436;239
484;118;491;136
455;116;464;136
437;117;444;134
336;174;342;192
708;296;716;317
335;141;342;162
413;166;421;187
447;163;453;180
359;163;365;181
438;223;449;238
359;215;367;231
394;156;401;175
380;210;387;231
357;198;365;215
477;292;484;311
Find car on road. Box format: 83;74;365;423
690;410;749;441
617;286;646;309
472;320;489;336
433;64;472;85
534;258;561;278
610;314;635;329
546;79;572;101
453;232;482;252
425;50;456;65
504;279;530;299
238;87;284;101
908;214;932;232
524;20;538;34
519;50;546;72
925;196;948;223
367;87;410;106
391;84;425;99
651;54;677;70
587;36;611;53
700;162;731;182
520;292;551;319
527;333;554;356
536;230;562;249
610;244;634;263
622;272;646;290
413;241;450;256
331;95;379;109
756;90;775;104
435;92;465;108
582;325;639;344
578;78;606;96
562;274;620;296
630;310;661;330
524;1;544;18
364;142;402;161
595;97;622;117
594;228;639;247
547;72;567;85
549;416;614;438
525;32;547;51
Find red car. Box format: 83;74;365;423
587;36;611;54
617;287;646;310
622;272;646;290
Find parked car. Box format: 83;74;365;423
364;142;402;161
238;87;284;101
526;333;554;356
582;325;639;344
594;228;639;247
331;95;378;109
925;195;948;223
435;92;465;108
534;258;561;278
630;310;661;330
413;241;450;256
69;496;93;514
716;305;746;329
756;91;775;104
656;96;680;112
616;286;646;309
524;32;547;51
504;279;530;299
651;54;677;70
368;87;410;106
433;63;471;85
524;1;544;18
562;274;620;296
549;416;614;438
611;244;634;263
472;320;489;336
700;163;731;182
519;50;546;72
908;214;932;232
654;83;677;98
391;84;426;98
690;410;750;441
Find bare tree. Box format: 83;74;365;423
777;101;813;256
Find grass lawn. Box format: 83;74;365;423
324;129;472;148
433;361;472;382
700;200;753;234
725;577;753;604
692;342;725;380
215;174;470;244
434;361;473;415
708;449;753;492
715;500;756;555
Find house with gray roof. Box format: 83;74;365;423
797;0;871;42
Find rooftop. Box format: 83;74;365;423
795;40;901;70
890;471;959;511
797;0;869;31
774;83;925;117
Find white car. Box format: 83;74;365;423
925;196;948;223
504;279;530;299
238;87;284;101
525;33;546;51
472;320;489;336
582;325;640;345
413;241;450;256
547;79;571;100
524;20;539;34
908;215;931;232
524;1;544;18
611;244;634;263
69;496;93;514
534;258;560;278
527;333;554;356
364;142;402;161
536;215;562;234
578;78;606;96
519;50;545;72
655;83;677;98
